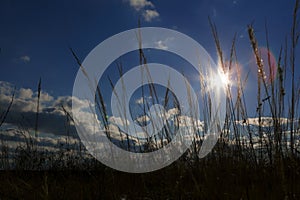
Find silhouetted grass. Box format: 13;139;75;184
0;0;300;199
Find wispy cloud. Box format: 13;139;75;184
212;8;217;18
126;0;159;22
154;37;174;50
19;55;31;63
155;40;168;50
135;96;153;105
142;9;159;22
128;0;154;11
135;96;145;104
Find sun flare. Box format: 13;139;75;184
206;67;231;92
218;69;230;86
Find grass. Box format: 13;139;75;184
0;0;300;199
0;156;299;199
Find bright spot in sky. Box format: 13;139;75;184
218;68;230;86
207;67;231;92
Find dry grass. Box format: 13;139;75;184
0;0;300;199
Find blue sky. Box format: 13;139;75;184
0;0;297;93
0;0;299;136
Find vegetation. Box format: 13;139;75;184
0;0;300;199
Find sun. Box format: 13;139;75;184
206;65;232;92
218;68;231;86
206;68;230;92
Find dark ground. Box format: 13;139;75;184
1;156;300;200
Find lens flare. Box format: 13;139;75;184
250;47;277;84
207;67;231;92
218;68;230;86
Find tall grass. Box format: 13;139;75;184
0;0;300;199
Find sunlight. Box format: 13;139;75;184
218;68;231;86
207;67;231;91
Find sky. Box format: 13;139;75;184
0;0;299;140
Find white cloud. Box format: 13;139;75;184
19;88;33;99
0;81;99;136
240;117;290;127
129;0;154;11
38;91;54;102
20;55;30;63
0;81;14;95
155;40;168;50
109;116;130;127
167;107;180;116
171;115;203;132
135;97;145;104
0;82;56;113
142;9;159;22
135;96;153;105
13;98;37;112
106;124;137;142
154;37;174;50
126;0;160;22
135;115;150;124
